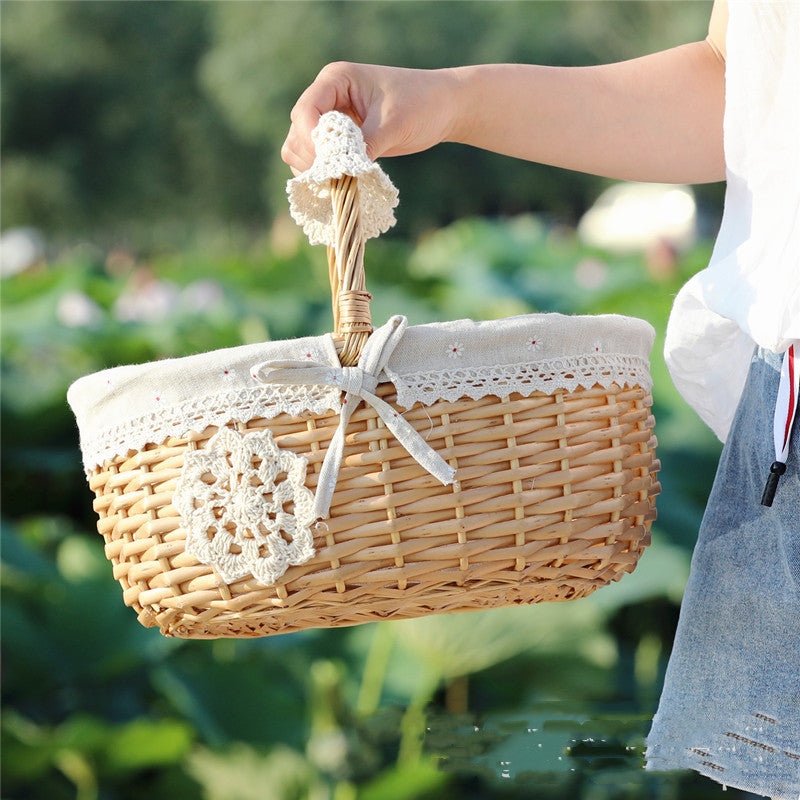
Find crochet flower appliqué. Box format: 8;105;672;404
174;426;317;586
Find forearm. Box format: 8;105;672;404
446;41;726;184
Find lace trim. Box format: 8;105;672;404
80;384;341;472
81;354;651;472
391;354;653;408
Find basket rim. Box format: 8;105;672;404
69;311;654;392
68;311;656;473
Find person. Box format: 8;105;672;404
282;1;800;798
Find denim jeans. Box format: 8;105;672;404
645;348;800;800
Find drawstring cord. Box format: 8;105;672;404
761;343;799;506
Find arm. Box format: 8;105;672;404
447;41;725;184
283;4;727;184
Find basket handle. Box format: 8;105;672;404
286;111;398;364
328;174;372;366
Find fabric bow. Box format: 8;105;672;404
252;315;456;519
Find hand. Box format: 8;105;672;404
281;62;460;175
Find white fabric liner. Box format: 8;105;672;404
68;312;655;472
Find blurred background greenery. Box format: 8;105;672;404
2;2;750;799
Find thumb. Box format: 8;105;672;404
359;114;391;162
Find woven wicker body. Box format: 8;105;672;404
90;381;658;639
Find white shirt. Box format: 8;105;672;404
664;0;800;441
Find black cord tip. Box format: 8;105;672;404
761;461;787;507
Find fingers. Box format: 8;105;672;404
281;99;324;175
282;62;362;174
281;124;315;174
359;109;389;163
280;62;444;173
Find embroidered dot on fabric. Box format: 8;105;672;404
526;337;541;352
447;343;464;359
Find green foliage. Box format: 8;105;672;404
2;710;195;800
1;0;718;244
199;0;713;233
1;0;264;243
357;760;448;800
186;743;316;800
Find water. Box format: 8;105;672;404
415;702;767;799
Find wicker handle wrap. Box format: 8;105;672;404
328;175;372;366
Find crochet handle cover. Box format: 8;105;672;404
286;111;399;366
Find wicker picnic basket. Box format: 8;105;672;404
67;112;659;639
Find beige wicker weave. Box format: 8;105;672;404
70;116;659;639
89;381;657;639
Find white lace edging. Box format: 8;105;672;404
390;354;653;408
80;384;341;473
80;354;651;473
